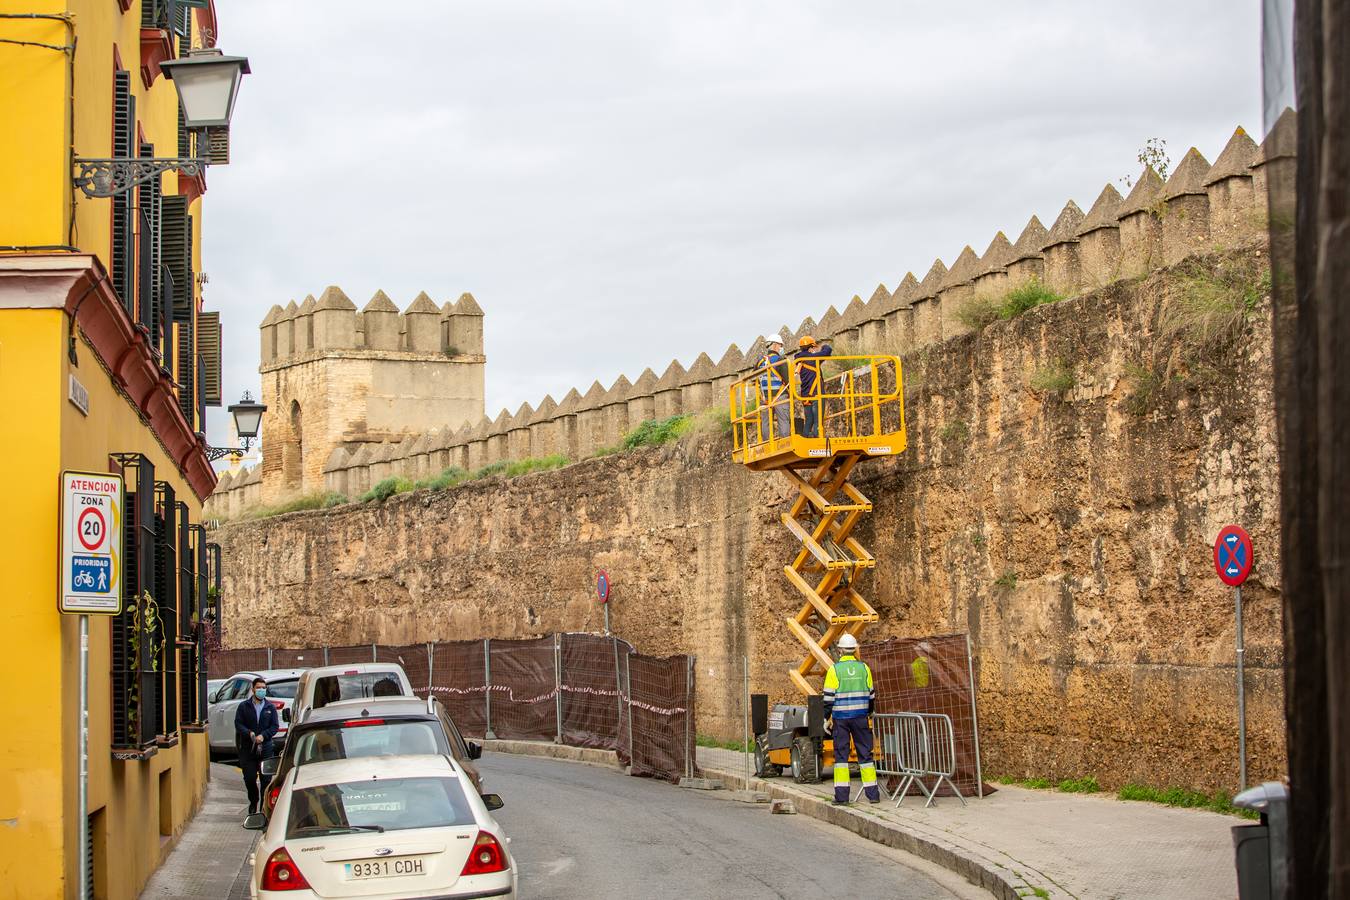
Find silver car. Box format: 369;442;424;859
207;669;306;753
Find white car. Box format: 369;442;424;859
245;755;515;899
288;663;416;726
208;669;306;753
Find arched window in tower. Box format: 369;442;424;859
283;399;303;492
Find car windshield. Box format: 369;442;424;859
311;673;407;709
288;720;448;766
286;776;473;837
266;680;298;700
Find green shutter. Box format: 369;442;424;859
111;72;136;315
198;311;222;406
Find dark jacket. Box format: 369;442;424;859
798;343;833;396
234;696;280;763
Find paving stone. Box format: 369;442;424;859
139;763;259;899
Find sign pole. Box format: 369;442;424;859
78;614;89;900
1235;584;1247;792
603;603;610;637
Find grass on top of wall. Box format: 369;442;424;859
360;455;574;504
956;278;1064;331
249;491;349;519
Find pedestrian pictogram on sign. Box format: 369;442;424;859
1214;525;1254;587
60;472;124;615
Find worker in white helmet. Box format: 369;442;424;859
755;333;791;443
822;632;880;804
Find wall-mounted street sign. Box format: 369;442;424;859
1214;525;1254;587
60;471;124;615
597;570;611;604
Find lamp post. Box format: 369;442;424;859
73;48;249;198
205;391;266;462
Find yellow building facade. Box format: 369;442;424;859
1;1;231;896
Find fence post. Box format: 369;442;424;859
685;655;694;779
266;648;273;669
612;636;624;751
323;646;329;666
371;643;377;662
965;633;984;798
426;642;434;697
625;654;633;768
483;639;495;740
554;633;563;745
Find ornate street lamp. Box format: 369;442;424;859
205;391;266;462
73;48;250;198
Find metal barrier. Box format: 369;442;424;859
867;711;967;807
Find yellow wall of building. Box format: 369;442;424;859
0;4;69;244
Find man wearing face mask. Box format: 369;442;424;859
234;676;279;816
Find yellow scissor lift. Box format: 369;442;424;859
730;352;906;783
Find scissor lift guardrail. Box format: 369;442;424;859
729;354;905;697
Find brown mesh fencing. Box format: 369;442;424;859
627;653;696;782
560;633;632;751
376;644;431;696
428;640;488;736
208;634;695;782
862;632;984;796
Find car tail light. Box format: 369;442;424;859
461;831;508;875
261;847;311;891
270;700;284;709
266;784;281;812
342;718;386;728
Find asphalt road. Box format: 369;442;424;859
480;753;986;900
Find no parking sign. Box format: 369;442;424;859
60;471;123;614
1214;525;1254;587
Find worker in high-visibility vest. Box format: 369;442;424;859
756;333;791;441
822;633;881;804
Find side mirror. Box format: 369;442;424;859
282;708;291;723
243;813;267;831
481;793;504;812
260;755;280;777
467;741;482;760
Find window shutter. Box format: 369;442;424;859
111;72;136;315
111;454;158;755
136;142;164;353
162;197;196;422
154;484;178;741
140;0;160;28
198;311;221;406
177;103;192;160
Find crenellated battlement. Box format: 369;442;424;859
260;287;486;368
208;116;1292;519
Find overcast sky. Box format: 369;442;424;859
202;1;1263;455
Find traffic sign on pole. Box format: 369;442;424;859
597;570;611;604
1214;525;1254;587
60;471;124;615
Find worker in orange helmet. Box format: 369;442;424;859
796;335;833;438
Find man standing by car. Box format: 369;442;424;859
235;676;279;816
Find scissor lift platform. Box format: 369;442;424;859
729;352;906;779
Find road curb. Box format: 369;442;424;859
482;738;625;771
699;763;1035;900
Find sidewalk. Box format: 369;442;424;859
140;762;257;900
698;747;1240;900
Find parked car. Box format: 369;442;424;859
207;678;227;703
288;663;415;725
261;696;484;817
207;669;306;754
245;755;515;899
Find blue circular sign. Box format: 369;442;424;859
596;570;610;603
1214;525;1253;587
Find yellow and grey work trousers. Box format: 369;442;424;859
832;716;880;803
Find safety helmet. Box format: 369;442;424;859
764;333;784;346
838;633;859;651
799;335;817;348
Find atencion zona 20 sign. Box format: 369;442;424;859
60;471;123;615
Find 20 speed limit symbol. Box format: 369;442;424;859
77;506;106;552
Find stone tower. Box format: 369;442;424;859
257;286;485;501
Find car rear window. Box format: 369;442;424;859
289;720;449;766
286;777;473;838
311;672;408;709
266;680;298;700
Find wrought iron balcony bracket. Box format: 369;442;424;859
74;157;206;198
204;446;245;463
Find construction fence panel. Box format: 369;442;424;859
207;647;269;678
327;644;377;665
559;633;631;751
270;648;322;670
376;644;431;697
862;632;983;797
627;653;695;783
488;637;557;742
429;641;488;737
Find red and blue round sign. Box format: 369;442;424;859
1214;525;1254;587
596;570;611;603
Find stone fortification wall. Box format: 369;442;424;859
212;244;1284;791
250;289;486;503
208;122;1288;520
